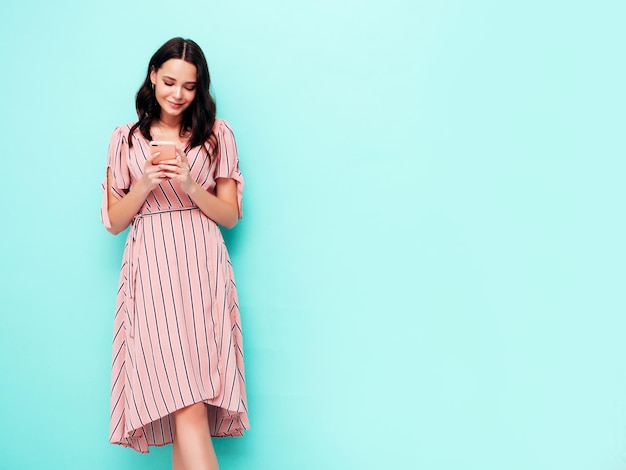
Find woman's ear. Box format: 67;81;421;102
149;67;156;86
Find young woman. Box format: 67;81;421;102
101;37;249;469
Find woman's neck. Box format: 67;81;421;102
152;116;189;145
156;115;182;132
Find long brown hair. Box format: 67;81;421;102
128;37;217;154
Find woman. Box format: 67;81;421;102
101;37;249;469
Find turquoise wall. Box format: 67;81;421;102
1;0;625;468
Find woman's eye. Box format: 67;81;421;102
185;87;196;91
164;82;174;87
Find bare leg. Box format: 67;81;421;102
172;436;185;470
173;403;218;470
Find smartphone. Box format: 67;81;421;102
150;141;177;164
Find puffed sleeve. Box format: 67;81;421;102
101;126;131;229
214;119;244;219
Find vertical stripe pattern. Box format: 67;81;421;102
102;119;248;453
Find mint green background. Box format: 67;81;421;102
1;0;625;469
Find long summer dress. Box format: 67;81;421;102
101;119;249;453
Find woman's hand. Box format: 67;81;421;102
139;153;171;192
159;147;195;194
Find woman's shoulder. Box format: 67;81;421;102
213;118;234;133
111;122;138;134
212;118;237;141
109;123;141;142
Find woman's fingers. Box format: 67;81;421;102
140;158;171;190
141;154;192;191
176;147;190;164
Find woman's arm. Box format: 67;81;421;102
105;160;171;235
160;150;240;229
186;177;240;229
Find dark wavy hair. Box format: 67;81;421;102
128;37;217;154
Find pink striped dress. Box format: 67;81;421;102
101;119;249;453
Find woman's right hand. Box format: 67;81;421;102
106;155;172;235
139;154;170;192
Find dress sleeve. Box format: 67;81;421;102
214;120;244;219
101;126;131;229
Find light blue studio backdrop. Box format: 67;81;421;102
0;0;625;469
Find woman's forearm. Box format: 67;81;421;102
106;170;152;235
186;180;239;229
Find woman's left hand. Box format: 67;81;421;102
159;147;196;193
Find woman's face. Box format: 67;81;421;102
150;58;197;121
